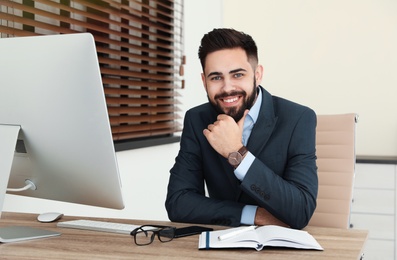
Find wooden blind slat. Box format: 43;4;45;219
98;57;177;74
96;46;175;67
105;87;180;97
113;128;182;141
102;78;179;89
100;68;174;82
108;106;180;115
106;97;177;106
0;25;37;36
110;114;180;125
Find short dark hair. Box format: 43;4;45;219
198;28;258;70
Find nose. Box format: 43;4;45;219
222;77;236;92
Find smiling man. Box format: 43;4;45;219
165;28;318;229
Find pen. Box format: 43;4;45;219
218;225;257;241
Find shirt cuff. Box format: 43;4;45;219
234;151;255;181
241;205;258;225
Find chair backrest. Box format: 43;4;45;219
308;113;358;229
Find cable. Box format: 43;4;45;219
7;179;37;192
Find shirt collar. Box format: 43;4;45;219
246;87;262;124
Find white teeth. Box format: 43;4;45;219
223;97;238;103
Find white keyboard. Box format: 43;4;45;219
57;219;141;235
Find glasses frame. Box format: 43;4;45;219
130;225;176;246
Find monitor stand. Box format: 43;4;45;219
0;124;20;217
0;124;60;243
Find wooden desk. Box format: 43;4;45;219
0;212;367;259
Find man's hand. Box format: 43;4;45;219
203;110;249;158
254;207;289;227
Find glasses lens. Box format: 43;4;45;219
158;227;175;242
134;229;154;246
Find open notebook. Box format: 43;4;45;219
199;225;323;251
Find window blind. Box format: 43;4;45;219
0;0;184;146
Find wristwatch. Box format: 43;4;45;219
227;146;248;168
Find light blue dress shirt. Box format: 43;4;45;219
235;87;262;225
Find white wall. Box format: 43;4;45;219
3;0;223;221
223;0;397;156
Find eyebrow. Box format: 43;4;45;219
207;68;247;78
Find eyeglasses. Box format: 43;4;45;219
130;225;176;246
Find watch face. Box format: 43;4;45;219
228;151;242;166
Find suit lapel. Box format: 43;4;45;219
246;87;278;155
235;87;278;202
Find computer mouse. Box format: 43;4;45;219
37;212;64;223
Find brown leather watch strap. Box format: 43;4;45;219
238;146;248;157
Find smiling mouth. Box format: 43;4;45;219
222;96;239;103
215;90;245;107
218;94;242;108
218;95;242;107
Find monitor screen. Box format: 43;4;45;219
0;33;124;216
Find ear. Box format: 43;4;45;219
255;65;264;85
201;73;208;91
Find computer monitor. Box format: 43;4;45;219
0;33;125;219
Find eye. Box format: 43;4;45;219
233;73;244;78
210;75;222;81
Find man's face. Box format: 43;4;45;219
201;48;262;122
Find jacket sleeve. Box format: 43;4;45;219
240;108;318;229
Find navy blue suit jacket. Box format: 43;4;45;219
165;86;318;229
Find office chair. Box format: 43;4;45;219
308;113;358;229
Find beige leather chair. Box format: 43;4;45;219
308;113;358;229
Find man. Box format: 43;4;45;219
165;28;318;229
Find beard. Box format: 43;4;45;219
209;79;258;122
